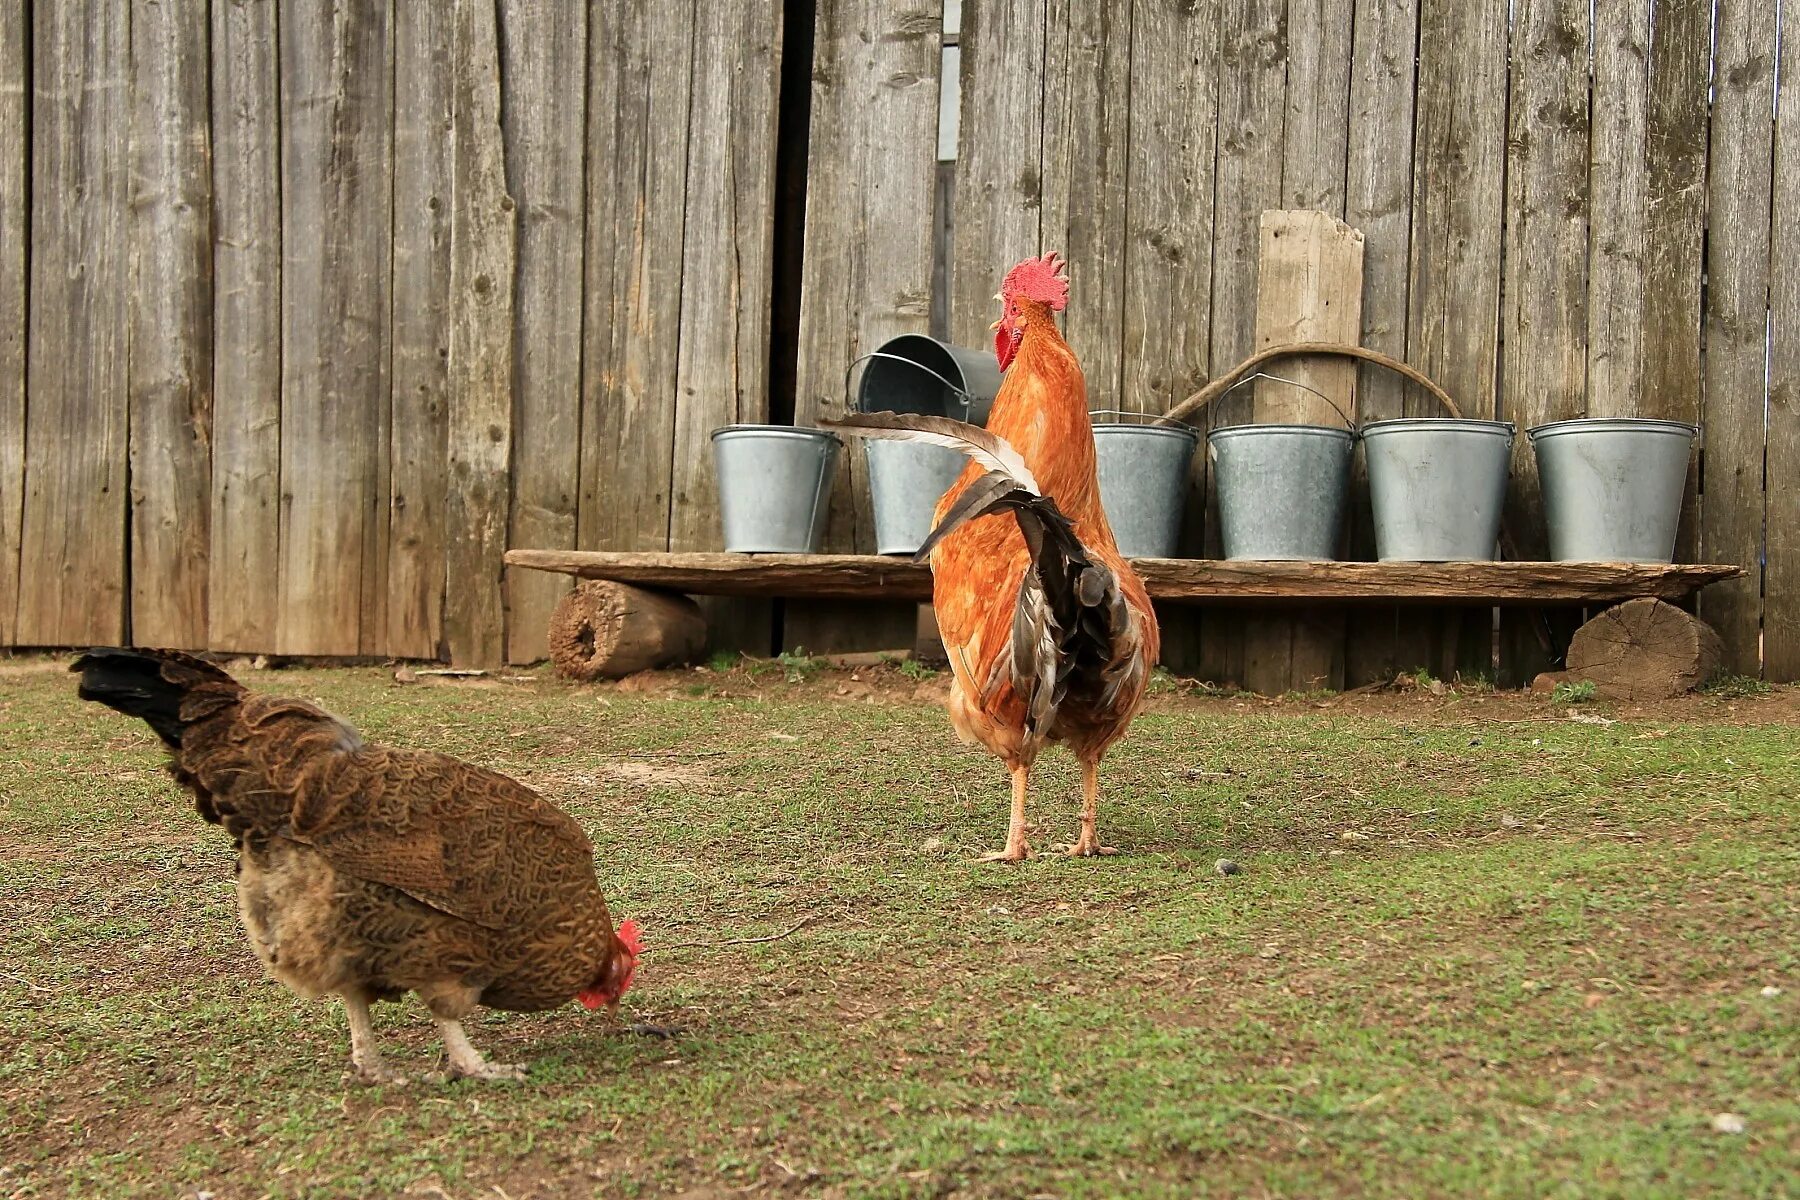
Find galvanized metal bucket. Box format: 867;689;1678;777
851;336;1002;555
1208;425;1354;560
1093;416;1198;558
1528;417;1698;562
710;425;842;553
1362;417;1514;561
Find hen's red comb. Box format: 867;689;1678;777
1001;251;1069;311
617;918;642;957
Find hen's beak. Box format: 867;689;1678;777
989;317;1004;332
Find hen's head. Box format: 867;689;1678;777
993;251;1069;370
577;918;641;1012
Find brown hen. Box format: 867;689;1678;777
72;648;639;1083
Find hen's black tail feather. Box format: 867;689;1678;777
70;648;240;749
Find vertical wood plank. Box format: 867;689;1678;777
209;0;283;653
18;0;131;646
501;0;589;664
787;0;939;655
1585;0;1651;418
1038;0;1131;411
1122;0;1220;674
388;0;453;660
1638;0;1709;564
1769;7;1800;681
1198;0;1285;687
443;0;517;667
580;0;692;556
1498;0;1591;686
1702;0;1777;676
1280;0;1353;213
1247;210;1363;694
129;0;213;649
1342;0;1420;686
949;0;1045;348
1403;0;1508;683
278;0;393;655
670;0;782;653
0;0;25;645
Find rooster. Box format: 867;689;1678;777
829;252;1159;861
72;648;641;1083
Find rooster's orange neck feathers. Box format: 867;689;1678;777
987;297;1104;528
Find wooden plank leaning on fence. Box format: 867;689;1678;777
1246;210;1363;694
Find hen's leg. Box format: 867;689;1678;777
435;1017;527;1082
342;991;405;1084
1064;757;1119;857
978;764;1033;862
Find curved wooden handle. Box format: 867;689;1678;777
1155;342;1464;427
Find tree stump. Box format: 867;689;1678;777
547;581;707;681
1553;598;1724;701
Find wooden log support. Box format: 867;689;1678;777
1536;598;1724;701
505;550;1741;606
547;581;707;681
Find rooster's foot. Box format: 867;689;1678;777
1058;838;1120;858
977;842;1033;863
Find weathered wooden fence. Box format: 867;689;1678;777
0;0;1794;685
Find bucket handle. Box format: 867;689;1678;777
843;351;975;409
1209;372;1358;432
1155;342;1465;429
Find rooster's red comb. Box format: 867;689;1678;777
617;918;641;957
1001;251;1069;312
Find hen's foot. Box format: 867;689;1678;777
350;1059;408;1086
445;1059;527;1082
977;841;1033;863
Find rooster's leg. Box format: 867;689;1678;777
342;991;405;1085
435;1017;527;1082
978;764;1034;862
1063;757;1119;857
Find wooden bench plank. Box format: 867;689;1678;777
505;550;1740;605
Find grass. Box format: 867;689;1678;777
1552;679;1599;705
1;660;1797;1198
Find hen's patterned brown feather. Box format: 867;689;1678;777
83;651;623;1016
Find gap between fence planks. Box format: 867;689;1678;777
505;550;1739;606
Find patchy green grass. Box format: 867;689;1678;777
1552;680;1600;705
1;659;1796;1199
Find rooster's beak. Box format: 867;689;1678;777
989;318;1003;332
